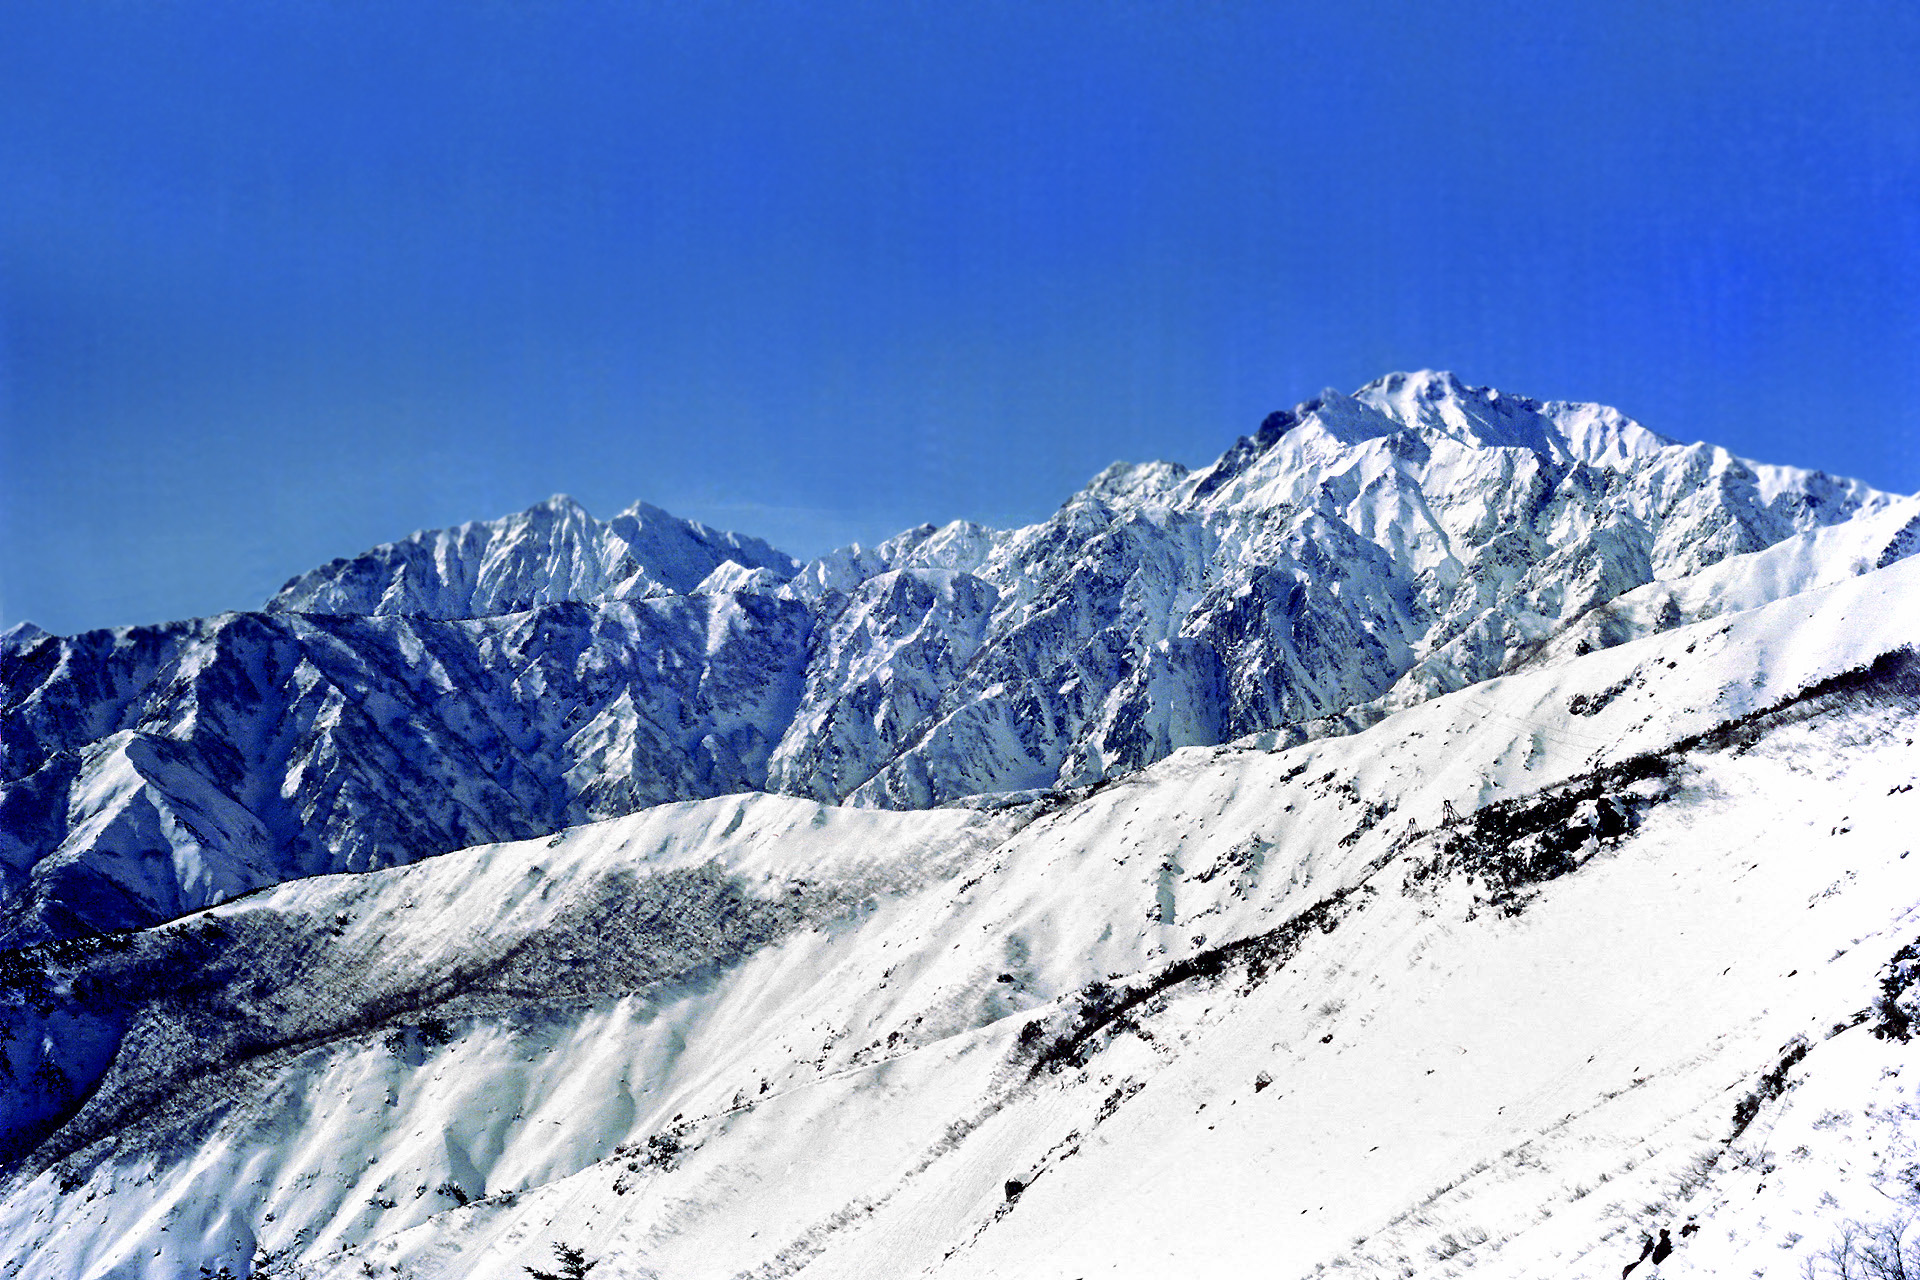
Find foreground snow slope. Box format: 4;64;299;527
1;551;1914;1279
4;373;1909;948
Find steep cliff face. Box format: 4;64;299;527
2;372;1908;945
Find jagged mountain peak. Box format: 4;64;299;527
267;493;798;620
504;494;600;538
1354;369;1605;458
1178;372;1687;515
1161;375;1886;584
0;621;47;654
1077;459;1192;512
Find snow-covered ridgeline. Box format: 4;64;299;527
2;372;1910;949
1;550;1916;1279
787;372;1893;807
0;596;815;946
266;497;799;619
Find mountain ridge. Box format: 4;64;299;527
1;372;1906;948
265;494;800;620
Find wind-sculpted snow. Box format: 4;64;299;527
1;556;1916;1279
4;372;1914;947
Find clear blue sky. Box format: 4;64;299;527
4;1;1917;634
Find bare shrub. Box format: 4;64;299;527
1805;1214;1920;1280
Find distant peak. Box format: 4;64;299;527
614;500;675;524
1173;372;1708;515
1082;460;1189;508
1354;369;1499;407
1359;368;1455;389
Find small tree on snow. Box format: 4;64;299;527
524;1241;597;1280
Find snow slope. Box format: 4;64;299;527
1;551;1915;1279
5;374;1910;949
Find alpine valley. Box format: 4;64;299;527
2;371;1917;1279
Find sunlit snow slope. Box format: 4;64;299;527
1;548;1915;1279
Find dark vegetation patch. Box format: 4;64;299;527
612;1117;697;1193
1731;1035;1811;1139
1871;937;1920;1043
0;930;141;1015
1416;646;1920;918
1014;872;1381;1078
1191;837;1269;899
1403;755;1671;916
0;861;855;1184
382;1018;456;1056
1679;647;1920;756
523;1240;599;1280
1095;1078;1145;1122
1567;673;1638;717
1338;798;1394;848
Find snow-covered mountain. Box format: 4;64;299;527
266;496;800;618
3;373;1909;948
768;371;1898;806
2;371;1918;1278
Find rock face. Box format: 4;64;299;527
2;371;1910;945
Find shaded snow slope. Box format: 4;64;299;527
4;374;1911;948
0;597;813;945
0;554;1915;1278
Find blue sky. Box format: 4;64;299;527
3;1;1917;634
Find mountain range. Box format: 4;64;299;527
1;371;1916;1279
